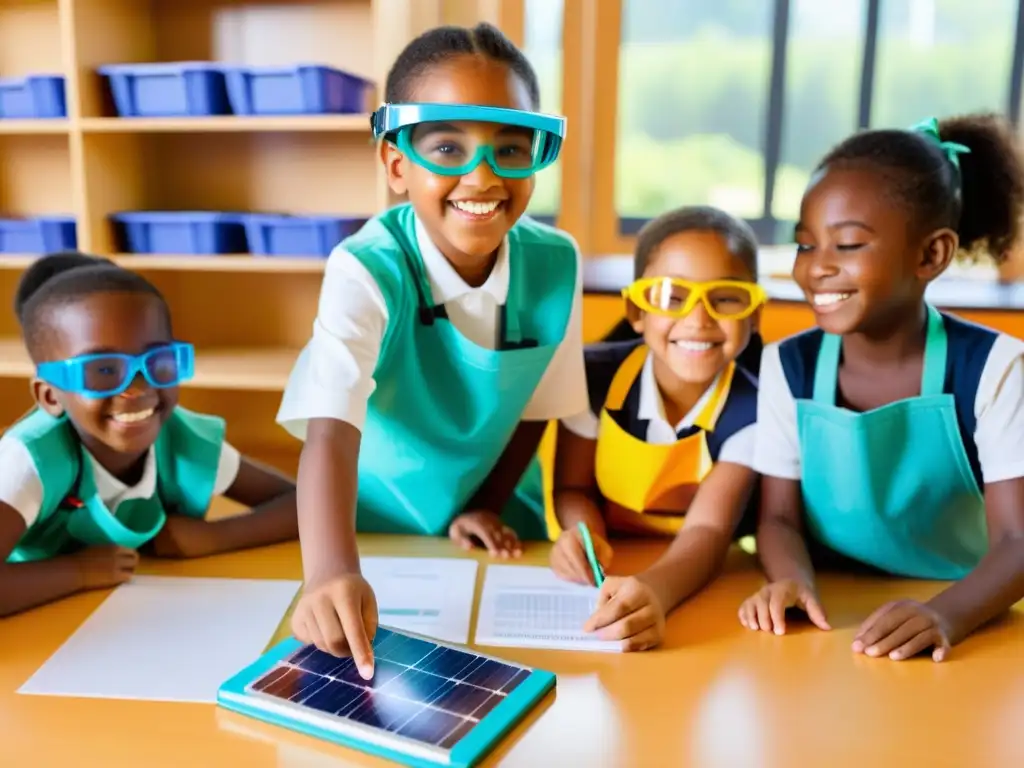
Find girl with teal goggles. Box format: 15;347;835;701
371;103;566;179
36;342;195;398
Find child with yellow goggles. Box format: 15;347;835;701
622;277;766;322
550;205;767;652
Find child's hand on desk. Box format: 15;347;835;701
448;510;522;558
291;574;379;679
550;528;613;585
738;579;831;634
851;599;953;662
583;576;665;651
150;515;216;559
73;545;138;590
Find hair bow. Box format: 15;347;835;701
909;117;971;171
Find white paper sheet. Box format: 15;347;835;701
18;575;300;703
474;565;622;652
360;557;477;645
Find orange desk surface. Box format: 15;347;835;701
2;537;1023;767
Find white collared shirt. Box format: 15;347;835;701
277;215;588;438
562;353;756;466
0;434;241;528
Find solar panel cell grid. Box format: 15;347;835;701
248;628;530;749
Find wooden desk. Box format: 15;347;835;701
2;537;1022;768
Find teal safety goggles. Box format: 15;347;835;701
36;342;195;398
371;103;566;179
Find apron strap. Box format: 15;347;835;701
606;345;648;410
813;304;948;404
378;214;440;326
73;447;96;502
693;362;736;431
499;228;537;349
812;332;842;404
921;304;948;397
501;230;524;346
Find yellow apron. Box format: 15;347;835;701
594;345;735;536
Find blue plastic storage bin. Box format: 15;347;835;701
244;214;367;257
0;75;66;119
111;212;248;254
0;216;77;253
98;63;231;117
225;65;372;115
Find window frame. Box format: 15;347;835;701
566;0;1024;255
500;0;589;241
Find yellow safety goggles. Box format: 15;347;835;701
622;277;767;321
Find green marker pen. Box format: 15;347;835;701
576;521;605;587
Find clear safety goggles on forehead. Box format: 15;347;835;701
370;103;566;179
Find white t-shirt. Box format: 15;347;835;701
0;434;241;528
754;332;1024;483
277;214;588;438
562;352;756;467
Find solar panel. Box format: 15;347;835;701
218;627;555;767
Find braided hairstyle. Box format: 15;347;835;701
384;22;541;109
818;112;1024;261
15;251;170;359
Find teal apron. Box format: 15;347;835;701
10;456;170;563
7;407;223;563
797;305;988;580
346;205;575;538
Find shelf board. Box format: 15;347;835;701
79;115;371;134
0;255;36;268
0;339;297;391
113;254;329;273
0;254;329;273
0;120;70;135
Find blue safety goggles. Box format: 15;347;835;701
36;342;195;398
371;103;566;179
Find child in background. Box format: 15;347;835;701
552;207;765;651
277;23;586;672
739;114;1024;662
0;252;298;617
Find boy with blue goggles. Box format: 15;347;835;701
0;252;298;618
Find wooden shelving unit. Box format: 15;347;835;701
77;115;371;133
0;0;498;474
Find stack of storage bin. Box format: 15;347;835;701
98;62;372;118
98;61;373;257
0;75;67;119
0;217;77;254
110;212;368;258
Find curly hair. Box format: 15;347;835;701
819;112;1024;261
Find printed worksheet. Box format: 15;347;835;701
474;565;622;652
361;557;478;644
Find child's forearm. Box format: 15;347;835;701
201;490;299;556
297;419;362;586
757;516;818;592
467;421;547;513
926;534;1024;644
552;490;607;538
641;525;731;613
0;558;84;617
